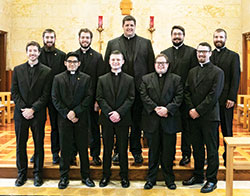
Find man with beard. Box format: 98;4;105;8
104;15;155;164
210;28;241;166
28;29;66;165
12;41;52;187
161;26;198;166
183;42;224;193
74;28;105;166
140;54;183;190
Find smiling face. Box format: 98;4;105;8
154;56;169;74
43;32;56;48
171;28;184;47
196;45;212;64
213;31;226;49
79;32;92;49
64;56;81;72
109;53;124;72
123;20;136;37
26;45;40;62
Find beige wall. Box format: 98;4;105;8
242;0;250;34
0;0;247;69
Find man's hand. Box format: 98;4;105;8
21;108;34;120
67;110;76;121
155;106;168;117
94;101;100;112
71;117;79;123
226;99;235;109
189;108;200;119
108;111;121;123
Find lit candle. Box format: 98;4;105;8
98;16;103;28
150;16;154;28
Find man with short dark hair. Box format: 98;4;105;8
140;54;183;190
52;52;95;189
36;28;66;164
97;50;134;188
210;28;241;167
12;41;52;187
183;42;224;193
74;28;105;166
105;15;155;164
161;25;198;166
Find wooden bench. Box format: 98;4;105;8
0;92;15;123
0;104;5;125
224;137;250;196
237;94;250;129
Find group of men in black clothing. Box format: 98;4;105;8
11;15;240;193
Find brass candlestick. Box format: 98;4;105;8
97;27;104;53
148;27;155;44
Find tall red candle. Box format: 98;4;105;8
98;16;103;28
150;16;154;28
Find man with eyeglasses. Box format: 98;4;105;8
183;42;224;193
52;52;95;189
161;25;198;166
210;28;241;167
140;54;183;190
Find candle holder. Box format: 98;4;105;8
97;27;104;53
148;27;155;43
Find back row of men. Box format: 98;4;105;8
11;15;240;193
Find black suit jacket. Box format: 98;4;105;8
75;48;105;99
51;70;92;122
161;44;198;86
39;47;66;76
104;35;155;89
96;72;135;127
140;72;183;134
11;62;52;121
184;62;224;121
210;47;241;105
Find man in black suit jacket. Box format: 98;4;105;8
11;41;52;187
104;15;155;164
183;42;224;193
97;50;135;188
52;52;95;189
37;29;66;164
74;28;105;166
210;28;241;166
140;54;183;190
161;25;198;166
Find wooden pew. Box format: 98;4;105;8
237;94;250;128
224;137;250;196
0;92;15;123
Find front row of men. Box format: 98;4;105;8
12;39;225;193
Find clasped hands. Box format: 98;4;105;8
21;108;34;120
189;108;200;119
154;106;168;117
67;110;79;123
108;111;120;123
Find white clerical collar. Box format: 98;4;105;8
28;60;38;67
123;34;135;40
70;71;75;74
199;61;209;67
173;43;184;50
216;46;225;52
111;69;122;76
81;47;90;54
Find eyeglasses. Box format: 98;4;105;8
66;60;79;64
197;50;210;54
155;62;167;65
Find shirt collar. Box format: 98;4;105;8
173;43;184;50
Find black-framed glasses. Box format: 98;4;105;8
66;60;79;64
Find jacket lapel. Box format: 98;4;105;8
151;73;161;99
30;64;41;90
22;63;31;89
107;73;115;98
133;36;140;62
118;36;128;60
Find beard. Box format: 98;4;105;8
80;42;91;49
214;41;225;49
172;39;183;47
44;42;55;50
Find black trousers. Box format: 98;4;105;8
190;119;219;183
15;116;45;177
58;115;90;179
114;90;142;156
89;109;101;157
219;105;234;162
180;115;191;158
102;125;129;179
47;101;60;155
144;127;176;185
